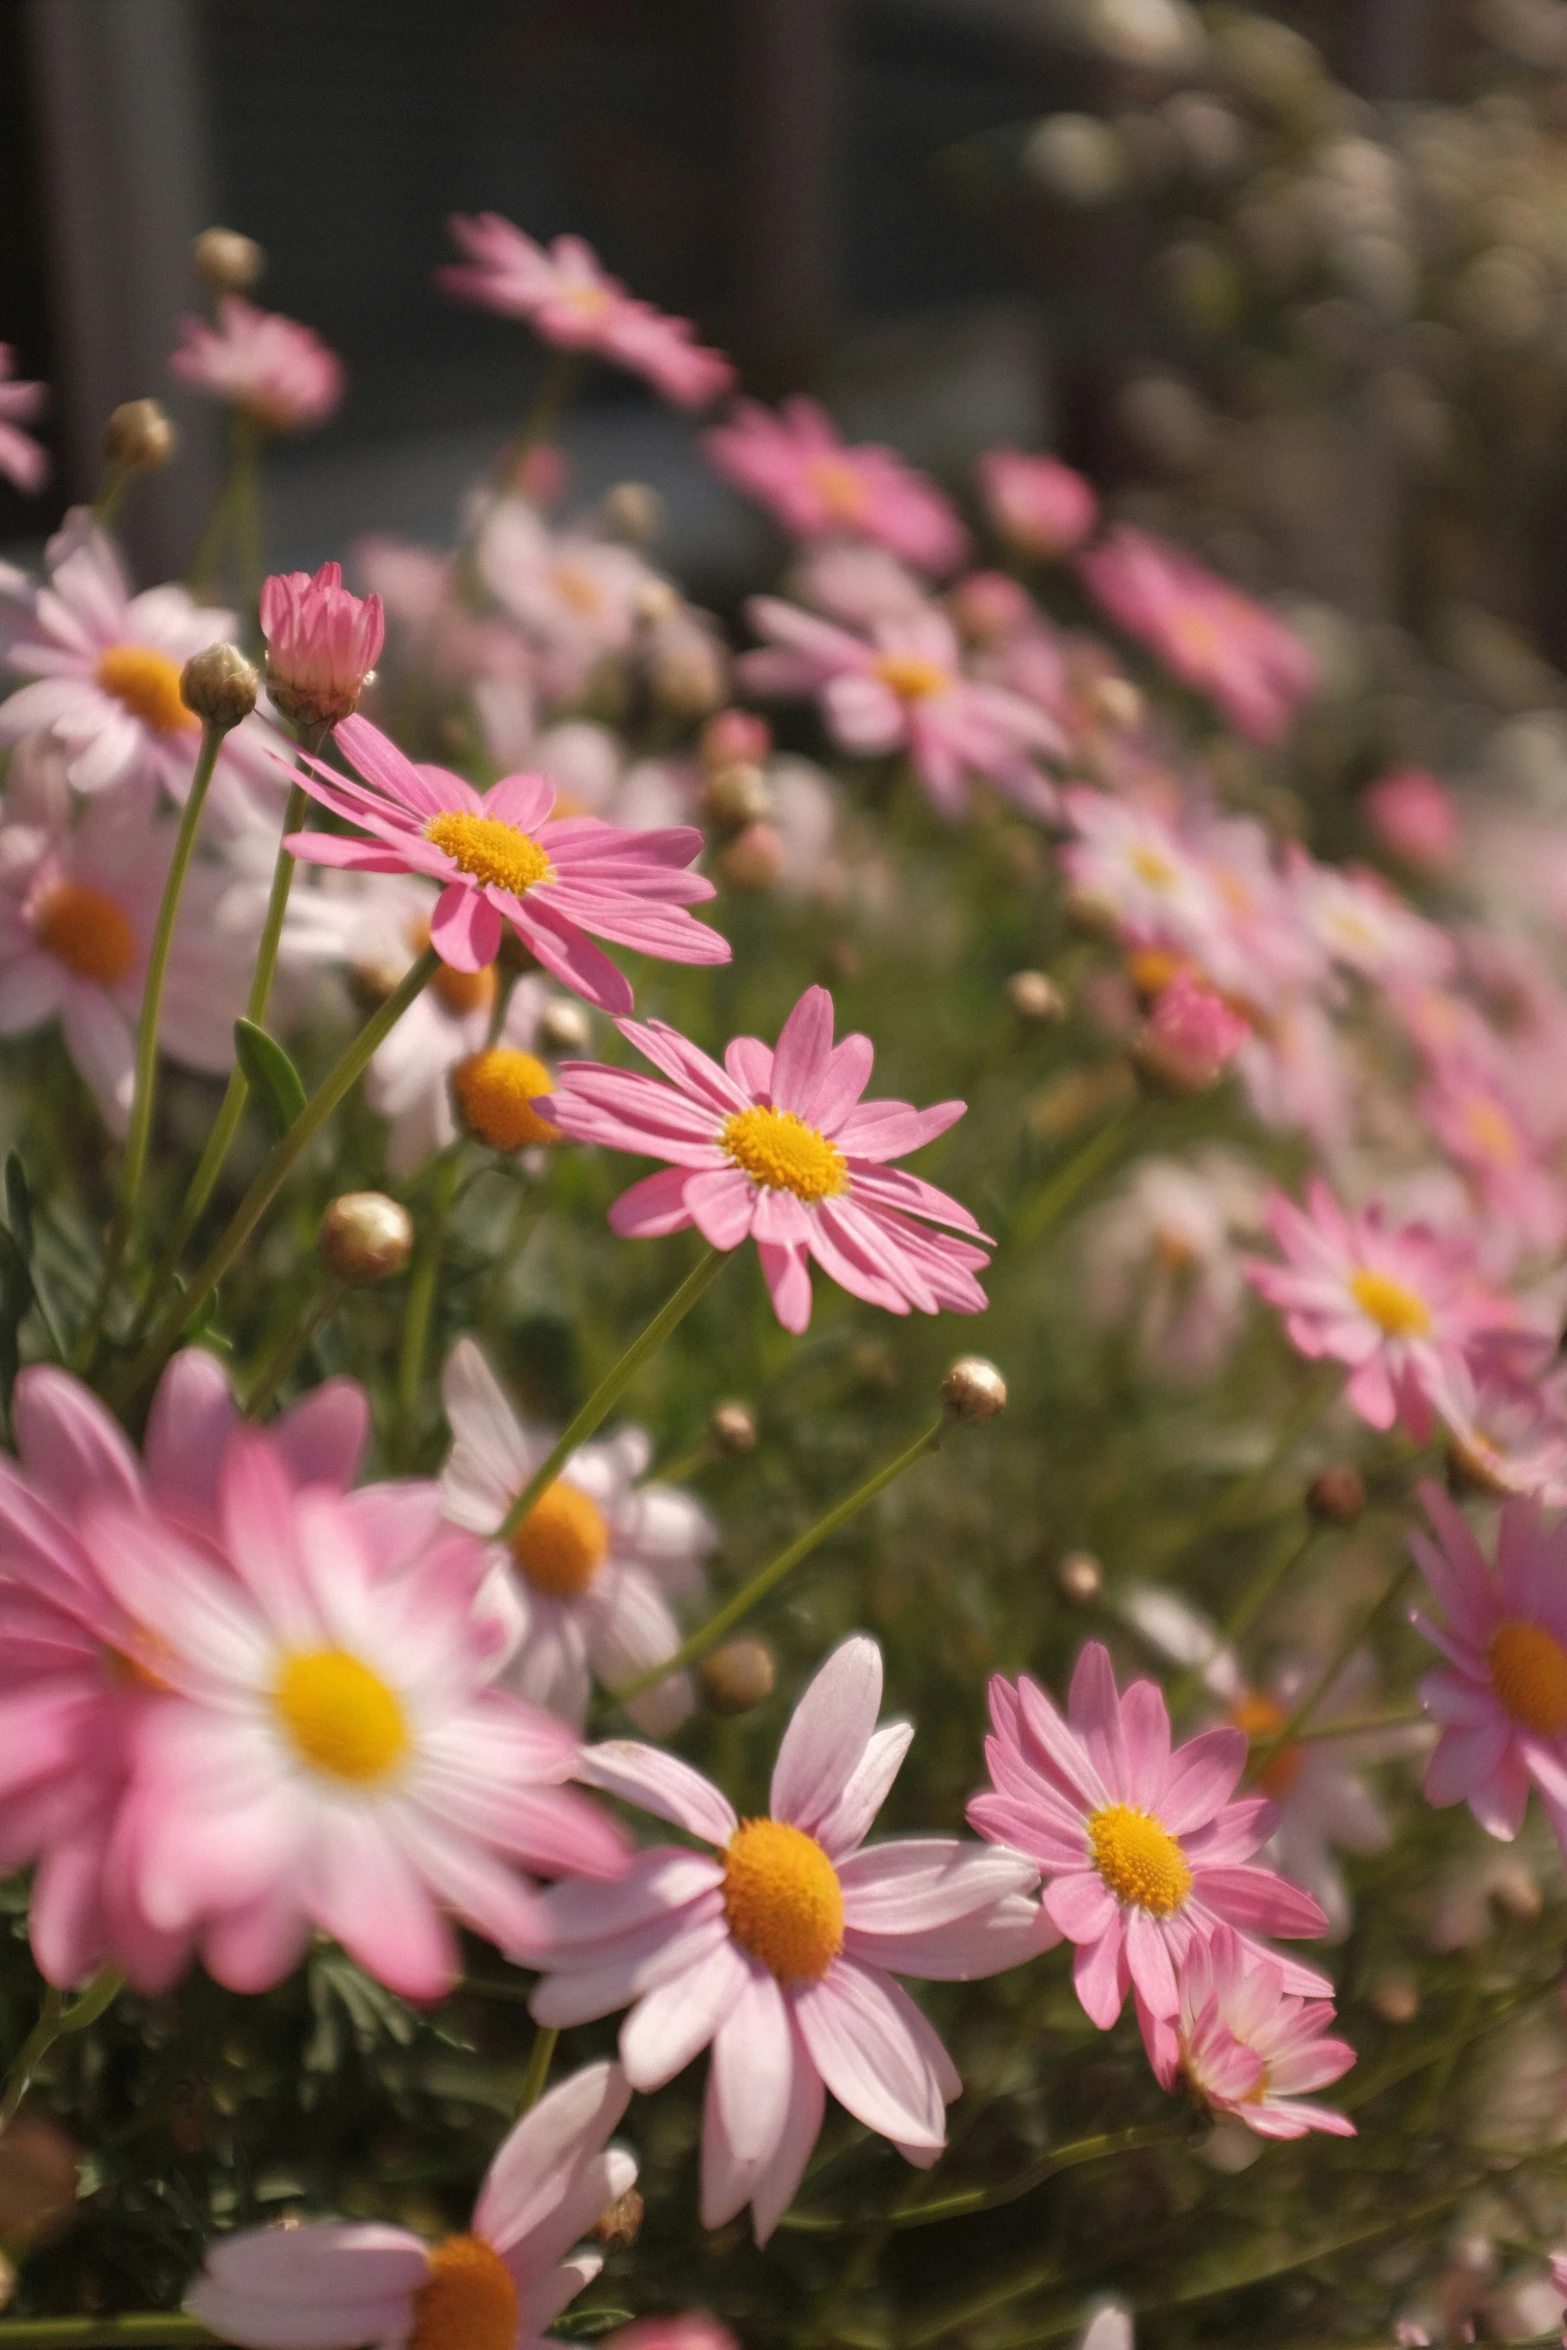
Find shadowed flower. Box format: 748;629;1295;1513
0;346;48;495
707;399;968;574
1140;1924;1355;2138
169;297;343;432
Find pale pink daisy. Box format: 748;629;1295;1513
282;712;728;1013
169;297;343;433
1441;1357;1567;1507
542;983;992;1333
478;500;657;705
1418;1054;1567;1259
440;216;733;411
1080;526;1318;744
188;2059;635;2350
1411;1481;1567;1849
0;345;48;495
529;1637;1048;2244
707;399;968;575
1289;850;1456;990
1058;787;1224;955
740;595;1063;821
261;561;384;732
967;1643;1330;2029
1139;1924;1355;2139
792;542;933;632
441;1337;716;1737
1244;1180;1526;1438
1364;767;1461;874
1081;1149;1265;1385
977;448;1097;560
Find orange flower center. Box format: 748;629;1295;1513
424;810;553;899
1087;1801;1192;1915
721;1103;847;1202
408;2236;518;2350
511;1480;609;1598
1462;1096;1520;1168
408;919;497;1017
1229;1691;1304;1798
1348;1269;1432;1339
452;1048;558;1152
872;652;950;702
723;1818;844;1982
1489;1618;1567;1738
807;455;872;525
33;881;138;986
94;645;199;735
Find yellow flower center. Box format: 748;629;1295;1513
33;881;138;987
94;645;199;734
1229;1691;1303;1798
872;652;950;702
553;562;608;617
807;455;872;524
424;810;554;899
1488;1618;1567;1738
720;1103;848;1202
1087;1801;1193;1916
407;919;497;1017
511;1480;609;1598
1348;1268;1432;1339
273;1648;408;1784
1130;843;1179;891
452;1048;559;1152
723;1818;844;1982
408;2236;518;2350
1463;1096;1520;1167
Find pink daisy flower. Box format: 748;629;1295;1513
169;297;343;433
1364;767;1461;875
1244;1179;1524;1438
440;215;734;412
977;448;1097;560
542;983;992;1333
282;712;728;1014
1079;526;1317;745
1440;1357;1567;1508
261;561;384;732
1412;1481;1567;1848
1139;1924;1355;2140
529;1637;1048;2244
1289;850;1455;990
740;595;1063;821
1418;1054;1567;1259
188;2059;635;2350
967;1643;1329;2030
0;345;49;495
706;399;968;575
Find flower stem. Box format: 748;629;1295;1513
1008;1103;1133;1249
116;949;440;1403
395;1149;461;1463
0;1968;121;2136
244;1278;346;1418
518;2024;557;2114
496;1247;728;1543
0;2322;208;2348
613;1412;946;1706
1247;1554;1417;1778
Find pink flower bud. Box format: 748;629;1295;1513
948;568;1032;641
513;440;570;507
261;561;385;731
1139;970;1250;1091
1363;767;1460;874
701;708;772;770
978;448;1098;559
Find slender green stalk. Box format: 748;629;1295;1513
91;469;129;527
0;1967;121;2136
1009;1104;1133;1249
518;2024;557;2114
0;2322;208;2348
117;949;440;1403
1165;1515;1314;1719
1248;1554;1417;1777
788;2118;1181;2235
395;1149;461;1461
613;1414;946;1706
230;421;264;616
496;1248;728;1542
244;1278;347;1418
1290;1702;1426;1744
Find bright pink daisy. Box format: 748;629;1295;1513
528;1637;1048;2244
1411;1481;1567;1849
440;215;734;412
740;595;1063;821
967;1643;1329;2030
169;297;343;433
188;2059;635;2350
261;561;384;732
706;399;968;575
977;448;1096;560
0;345;48;495
542;983;992;1332
1139;1924;1355;2139
283;713;728;1014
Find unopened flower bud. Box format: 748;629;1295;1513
192;225;265;293
646;609;728;718
1007;969;1066;1022
180;643;258;730
318;1192;414;1285
1488;1861;1541;1926
701;710;771;771
1058;1550;1102;1607
700;1638;776;1715
1134;973;1250;1095
261;562;384;732
717;822;784;893
1308;1466;1366;1525
1092;675;1144;732
601;482;664;545
591;2187;644;2250
1367;1971;1419;2025
949;570;1032;641
452;1049;560;1153
702;762;772;833
102;398;175;474
635;578;679;628
709;1400;757;1455
941;1355;1007;1424
538;999;592;1056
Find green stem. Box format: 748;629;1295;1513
244;1278;347;1418
0;2323;208;2348
0;1967;121;2136
518;2023;557;2113
788;2118;1180;2235
613;1413;946;1706
396;1149;461;1462
91;468;128;527
117;949;440;1403
496;1248;728;1542
1009;1104;1132;1249
1248;1554;1417;1778
230;420;264;618
1165;1515;1313;1720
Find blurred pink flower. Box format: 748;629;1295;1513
188;2060;634;2350
1140;1924;1355;2139
0;346;48;494
1059;788;1223;953
1080;526;1317;744
948;570;1035;642
1081;1149;1265;1385
604;2321;741;2350
1364;767;1461;874
170;297;343;433
260;561;383;733
977;449;1097;559
968;1644;1329;2030
529;1637;1046;2243
478;501;655;697
1141;971;1250;1089
1441;1357;1567;1507
707;398;968;574
543;983;992;1332
283;713;727;1013
1418;1055;1567;1258
741;596;1062;821
1290;851;1455;990
441;215;733;411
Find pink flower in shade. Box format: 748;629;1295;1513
707;399;969;575
1411;1482;1567;1848
169;297;343;433
977;449;1097;560
1365;767;1461;874
542;984;992;1334
1441;1357;1567;1508
261;562;384;732
604;2323;739;2350
1139;1925;1355;2140
1244;1180;1530;1439
740;595;1063;821
282;712;728;1014
0;346;48;495
1079;526;1317;744
529;1637;1049;2245
1139;970;1250;1090
187;2060;635;2350
967;1646;1329;2031
1418;1055;1567;1259
440;216;734;412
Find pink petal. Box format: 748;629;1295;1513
792;1962;954;2148
473;2059;629;2255
812;1723;914;1860
1044;1870;1119;1945
769;986;836;1117
576;1739;738;1845
431;882;502;973
710;1960;794;2165
608;1168;700;1240
621;1933;751;2089
683;1167;758;1250
770;1635;884;1833
750;2015;826;2245
758;1238;813;1332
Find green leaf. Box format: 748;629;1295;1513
234;1018;308;1134
4;1150;34;1261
